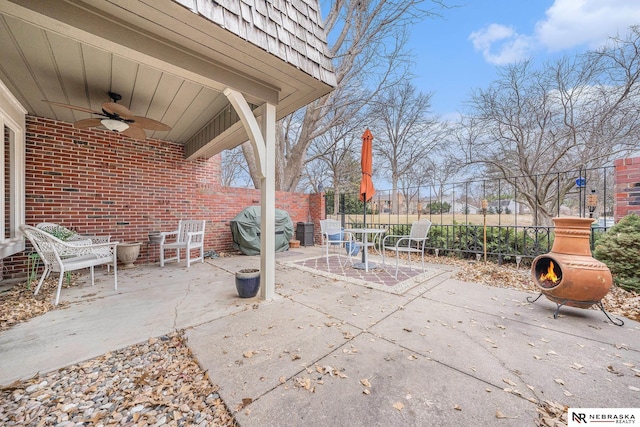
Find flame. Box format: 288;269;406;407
539;260;560;284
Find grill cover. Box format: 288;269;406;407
230;206;294;255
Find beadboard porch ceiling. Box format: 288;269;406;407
0;0;334;159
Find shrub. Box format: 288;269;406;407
593;213;640;292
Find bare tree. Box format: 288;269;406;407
370;81;445;213
459;26;640;225
303;106;362;212
221;146;252;187
241;0;448;191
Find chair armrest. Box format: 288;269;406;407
57;241;119;258
160;230;178;243
186;230;204;243
83;235;111;244
382;234;405;248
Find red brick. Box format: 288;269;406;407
2;116;320;278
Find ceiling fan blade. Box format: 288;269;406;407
43;100;102;115
131;116;172;131
102;102;133;119
121;124;147;140
74;118;103;128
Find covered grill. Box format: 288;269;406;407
230;206;294;256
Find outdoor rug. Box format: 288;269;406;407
283;254;446;294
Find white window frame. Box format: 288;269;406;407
0;79;26;258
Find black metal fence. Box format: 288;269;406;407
325;166;614;264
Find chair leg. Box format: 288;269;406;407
325;240;329;264
55;272;64;305
160;245;165;267
34;265;51;296
186;247;191;268
176;248;181;263
394;253;399;279
113;252;118;290
421;251;425;273
90;266;95;286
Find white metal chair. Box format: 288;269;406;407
36;222;113;271
20;224;118;305
319;219;357;264
159;220;206;268
382;220;432;278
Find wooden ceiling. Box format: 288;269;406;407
0;0;334;159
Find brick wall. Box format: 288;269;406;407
614;156;640;221
3;116;321;277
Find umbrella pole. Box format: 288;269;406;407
362;192;366;264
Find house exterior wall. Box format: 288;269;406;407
614;155;640;221
2;116;321;278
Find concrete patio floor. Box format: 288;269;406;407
0;246;638;426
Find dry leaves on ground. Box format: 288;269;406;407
452;259;640;322
536;400;569;427
0;277;70;331
0;331;237;426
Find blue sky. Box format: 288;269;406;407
406;0;640;118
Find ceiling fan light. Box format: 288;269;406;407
101;119;129;132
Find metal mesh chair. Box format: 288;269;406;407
381;220;432;278
319;219;358;264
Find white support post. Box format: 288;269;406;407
260;103;276;300
223;88;276;300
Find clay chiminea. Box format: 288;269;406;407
528;217;622;325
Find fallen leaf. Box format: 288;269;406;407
563;390;574;397
496;324;506;329
454;404;462;411
485;388;492;392
360;378;371;388
496;410;507;419
243;351;255;358
533;355;542;360
554;378;565;385
607;365;621;375
239;398;252;409
503;378;517;387
393;402;404;411
363;389;370;395
629;386;640;392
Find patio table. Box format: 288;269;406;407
344;228;386;272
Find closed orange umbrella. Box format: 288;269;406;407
359;129;375;202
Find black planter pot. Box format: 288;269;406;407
235;269;260;298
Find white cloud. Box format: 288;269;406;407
470;0;640;65
535;0;640;51
469;24;534;65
